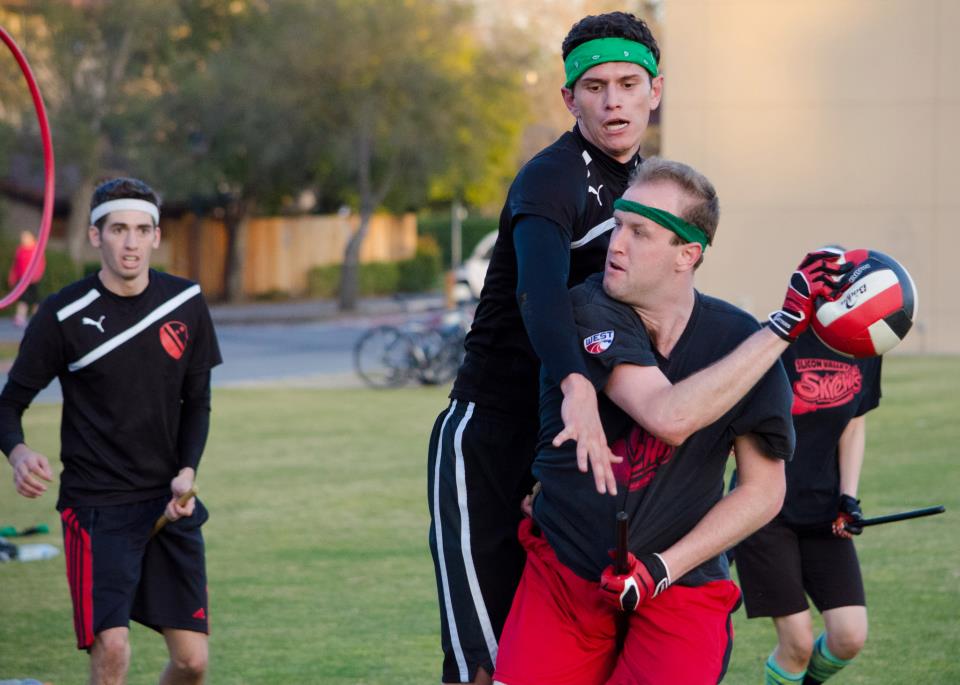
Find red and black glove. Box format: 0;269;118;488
599;551;670;612
832;494;864;537
768;249;852;342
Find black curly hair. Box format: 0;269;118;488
562;12;660;66
90;177;161;230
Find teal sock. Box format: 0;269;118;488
803;632;853;684
765;651;806;684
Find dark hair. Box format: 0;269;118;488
562;12;660;64
90;177;161;230
630;157;719;268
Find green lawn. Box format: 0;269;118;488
0;356;957;683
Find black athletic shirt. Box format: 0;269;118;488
450;125;640;414
778;330;882;526
532;275;795;585
3;270;222;509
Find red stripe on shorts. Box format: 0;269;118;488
61;509;94;649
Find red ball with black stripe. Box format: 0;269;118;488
811;249;917;358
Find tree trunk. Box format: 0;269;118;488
223;196;254;303
338;211;372;311
67;177;97;267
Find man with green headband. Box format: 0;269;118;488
493;158;851;685
428;12;665;685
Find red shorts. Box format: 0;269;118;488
494;519;741;685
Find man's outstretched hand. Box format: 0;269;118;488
553;373;622;495
768;249;852;342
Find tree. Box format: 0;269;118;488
0;0;247;264
301;0;530;311
145;1;322;301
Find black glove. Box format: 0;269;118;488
833;494;864;537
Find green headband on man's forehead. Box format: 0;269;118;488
564;37;658;88
613;198;709;252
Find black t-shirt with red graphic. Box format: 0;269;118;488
778;330;882;526
7;270;222;508
532;274;794;585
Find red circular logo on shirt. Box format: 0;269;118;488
160;321;189;360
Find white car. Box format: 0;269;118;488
452;230;497;303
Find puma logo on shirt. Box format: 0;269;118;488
81;315;106;333
588;184;604;206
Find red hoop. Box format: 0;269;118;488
0;26;54;310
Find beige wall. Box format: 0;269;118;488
662;0;958;353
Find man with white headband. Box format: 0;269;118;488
0;177;221;685
427;13;665;684
493;158;850;684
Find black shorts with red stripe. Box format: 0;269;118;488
60;495;209;650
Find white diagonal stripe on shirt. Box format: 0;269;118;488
67;285;201;372
56;289;101;321
571;217;616;249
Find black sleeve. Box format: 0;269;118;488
8;298;65;391
571;279;658;391
0;378;41;457
508;152;585;234
854;356;882;417
514;215;589;385
187;292;223;374
177;370;211;472
729;358;796;460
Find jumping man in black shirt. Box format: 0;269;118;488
427;13;663;684
2;177;222;685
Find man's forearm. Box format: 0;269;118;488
660;435;785;580
661;472;784;580
837;415;866;496
610;327;789;445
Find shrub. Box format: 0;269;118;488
307;261;401;298
397;235;442;293
417;212;499;267
307;264;341;298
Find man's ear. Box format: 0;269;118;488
561;86;579;117
677;242;702;272
88;224;101;248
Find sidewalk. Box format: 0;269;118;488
208;293;446;326
0;293;448;342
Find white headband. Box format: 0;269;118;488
90;198;160;226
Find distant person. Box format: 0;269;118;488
8;229;45;326
0;177;222;685
428;13;663;684
493;158;849;685
734;325;882;685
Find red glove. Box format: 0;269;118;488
768;249;852;342
598;551;670;612
832;494;864;538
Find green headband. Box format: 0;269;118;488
613;198;710;252
564;37;658;88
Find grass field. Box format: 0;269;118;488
1;356;957;684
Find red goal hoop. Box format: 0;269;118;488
0;25;54;310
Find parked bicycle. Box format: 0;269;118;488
353;307;470;388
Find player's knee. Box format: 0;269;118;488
781;632;814;664
92;631;131;673
828;625;868;660
170;643;209;678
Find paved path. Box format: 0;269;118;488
0;294;451;400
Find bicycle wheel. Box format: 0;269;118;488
417;328;464;386
353;325;416;388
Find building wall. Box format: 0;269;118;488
662;0;958;353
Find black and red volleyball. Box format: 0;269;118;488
811;249;917;358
